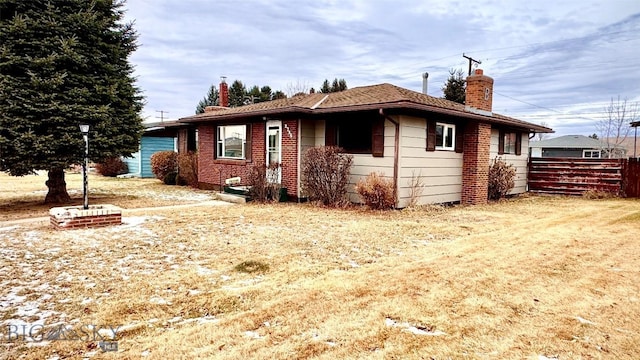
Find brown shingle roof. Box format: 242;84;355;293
179;83;553;133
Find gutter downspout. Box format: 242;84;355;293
379;109;400;208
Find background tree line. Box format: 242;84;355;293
196;78;348;113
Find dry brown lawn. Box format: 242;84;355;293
0;172;217;221
0;177;638;359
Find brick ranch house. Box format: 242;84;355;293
178;69;552;206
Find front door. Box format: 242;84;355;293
266;120;282;183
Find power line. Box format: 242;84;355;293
155;110;169;122
493;91;601;122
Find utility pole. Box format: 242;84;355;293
155;110;169;123
463;53;482;76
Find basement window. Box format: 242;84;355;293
217;125;246;159
583;150;601;158
435;123;455;151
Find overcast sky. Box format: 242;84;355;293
123;0;640;137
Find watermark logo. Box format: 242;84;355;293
4;324;121;352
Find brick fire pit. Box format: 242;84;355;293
49;204;122;230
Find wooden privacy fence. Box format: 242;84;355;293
528;157;624;195
622;158;640;197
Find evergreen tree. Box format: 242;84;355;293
195;84;219;114
588;133;599;140
259;86;272;102
320;78;348;93
228;80;246;107
272;90;287;100
442;68;466;104
0;0;144;203
320;79;331;93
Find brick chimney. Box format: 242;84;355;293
465;69;493;116
219;76;229;107
461;68;494;206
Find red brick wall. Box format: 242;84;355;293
462;121;491;205
280;120;298;197
466;69;494;112
197;120;298;198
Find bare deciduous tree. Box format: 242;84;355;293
596;96;638;158
536;121;550;141
286;80;311;97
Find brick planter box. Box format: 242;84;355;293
50;204;122;230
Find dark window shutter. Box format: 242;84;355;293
245;124;252;161
515;132;522;156
325;120;337;146
426;119;436;151
372;117;385;157
498;129;505;155
455;123;464;153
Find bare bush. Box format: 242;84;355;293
406;170;425;208
582;189;618;199
248;163;282;203
95;157;128;177
488;157;516;200
356;172;395;210
150;151;177;181
301;146;353;207
177;151;198;187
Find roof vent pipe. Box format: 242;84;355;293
422;72;429;95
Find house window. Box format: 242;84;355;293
337;121;373;153
217;125;246;159
503;132;517;154
435;123;455;150
583;150;601;158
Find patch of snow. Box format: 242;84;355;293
187;290;201;296
220;275;231;281
539;356;559;360
575;316;596;325
81;298;92;305
385;318;445;336
178;316;218;326
0;225;19;232
141;350;151;357
403;326;446;336
244;330;264;339
149;296;170;305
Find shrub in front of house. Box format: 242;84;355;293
177;151;198;187
488;157;516;200
356;172;396;210
150;151;177;181
163;171;178;185
95;157;128;177
248;163;281;202
301;146;353;207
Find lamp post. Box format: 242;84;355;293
79;124;90;210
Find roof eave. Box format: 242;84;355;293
179;106;313;123
177;100;553;133
313;101;553;133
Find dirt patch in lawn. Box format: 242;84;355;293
0;196;639;359
0;172;217;221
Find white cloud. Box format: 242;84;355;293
123;0;640;136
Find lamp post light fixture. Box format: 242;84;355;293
79;124;90;210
